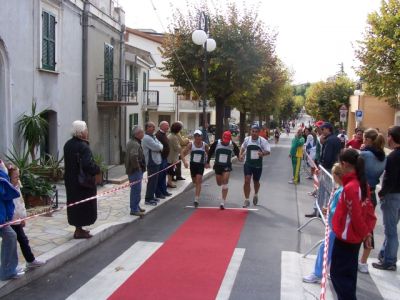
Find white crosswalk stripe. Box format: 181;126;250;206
281;251;400;300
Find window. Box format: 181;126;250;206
42;11;56;70
143;71;147;91
129;113;139;137
104;43;114;100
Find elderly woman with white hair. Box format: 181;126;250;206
63;120;100;239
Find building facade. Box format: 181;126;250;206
0;0;83;158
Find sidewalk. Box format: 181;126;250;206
0;162;215;297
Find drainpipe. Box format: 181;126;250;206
82;0;89;122
119;24;125;164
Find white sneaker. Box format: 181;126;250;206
11;267;25;279
242;200;250;208
26;259;46;269
358;262;369;274
302;273;321;283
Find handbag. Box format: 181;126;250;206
77;154;95;188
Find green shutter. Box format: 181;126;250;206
104;44;114;100
42;11;56;70
143;72;147;91
129;113;139;137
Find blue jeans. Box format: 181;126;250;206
128;171;143;213
0;225;18;280
156;158;168;197
145;164;160;200
314;230;335;278
379;193;400;265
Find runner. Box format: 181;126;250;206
207;131;240;210
182;130;210;208
239;125;271;208
274;128;280;144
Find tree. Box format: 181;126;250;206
355;0;400;107
305;76;354;123
161;4;278;138
17;102;48;161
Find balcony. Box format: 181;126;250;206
96;78;138;107
142;90;160;110
178;100;212;111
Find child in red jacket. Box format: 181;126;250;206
331;148;376;300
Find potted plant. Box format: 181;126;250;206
20;172;54;208
17;101;48;161
92;154;107;185
30;153;64;182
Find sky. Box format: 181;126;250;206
118;0;382;84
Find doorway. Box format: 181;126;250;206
40;110;58;158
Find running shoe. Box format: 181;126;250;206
358;262;369;274
302;273;321;284
253;195;258;206
372;261;397;271
220;203;225;210
194;200;199;208
242;200;250;208
26;259;46;269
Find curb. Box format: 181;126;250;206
0;167;215;298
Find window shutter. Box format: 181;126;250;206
42;11;56;70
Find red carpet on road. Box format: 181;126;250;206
108;209;248;300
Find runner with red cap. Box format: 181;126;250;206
207;131;240;209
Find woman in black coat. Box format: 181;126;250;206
64;121;100;239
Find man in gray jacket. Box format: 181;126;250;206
142;122;163;205
125;126;146;216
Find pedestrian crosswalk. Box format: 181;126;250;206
281;251;400;300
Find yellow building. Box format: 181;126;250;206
347;94;399;137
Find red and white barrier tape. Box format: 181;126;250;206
0;160;181;228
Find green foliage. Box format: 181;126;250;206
17;102;48;160
30;154;64;182
161;4;282;138
5;145;33;176
20;172;54;198
305;76;355;123
93;153;107;173
355;0;400;107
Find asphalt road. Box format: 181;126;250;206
4;129;391;300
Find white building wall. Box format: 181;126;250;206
0;0;83;157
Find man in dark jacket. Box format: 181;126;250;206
125;126;146;217
155;121;172;198
64;121;100;239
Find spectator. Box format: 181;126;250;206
305;122;341;217
201;123;210;145
167;122;183;188
64;121;100;239
142;122;163;206
8;166;45;268
303;163;344;284
346;128;364;150
288;128;305;184
174;121;189;181
155;121;173;197
358;128;386;273
0;160;23;280
304;127;317;180
125;126;146;217
331;148;376;300
373;125;400;271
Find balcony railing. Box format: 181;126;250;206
96;78;138;105
178;100;211;110
142;90;159;109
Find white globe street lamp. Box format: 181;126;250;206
192;30;207;46
192;12;217;130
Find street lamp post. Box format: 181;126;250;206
192;12;216;130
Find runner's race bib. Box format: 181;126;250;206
218;154;228;163
193;154;202;163
250;150;259;160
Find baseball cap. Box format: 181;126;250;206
320;122;333;130
222;131;232;143
193;129;202;136
315;120;324;127
251;124;260;130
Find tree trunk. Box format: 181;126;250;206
215;97;225;140
239;110;247;144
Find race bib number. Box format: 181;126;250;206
250;150;259;160
193;154;202;163
218;154;228;163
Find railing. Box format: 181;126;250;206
96;78;137;103
178;100;211;110
143;90;159;109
